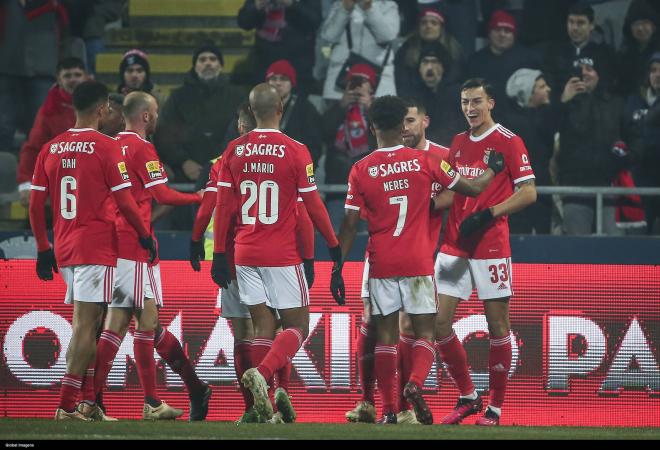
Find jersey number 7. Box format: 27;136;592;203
389;195;408;237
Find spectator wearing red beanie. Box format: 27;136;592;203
465;10;541;115
222;58;322;166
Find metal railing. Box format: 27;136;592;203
171;183;660;235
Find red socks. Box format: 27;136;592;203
374;344;398;415
94;330;122;396
488;334;512;408
277;359;292;392
257;328;304;381
80;365;96;404
436;330;476;396
357;323;376;404
397;334;415;411
59;374;83;412
134;330;159;403
155;327;205;396
234;339;253;410
409;339;436;388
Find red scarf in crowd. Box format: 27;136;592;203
334;104;370;158
613;170;646;229
257;5;286;42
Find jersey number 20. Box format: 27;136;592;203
240;180;279;225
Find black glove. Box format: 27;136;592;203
303;259;315;289
487;151;505;174
189;239;205;272
459;208;494;237
138;235;157;264
328;245;345;305
211;252;231;288
36;248;58;281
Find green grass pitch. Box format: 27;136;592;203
1;419;659;440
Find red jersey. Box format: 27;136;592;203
113;131;168;263
218;128;316;267
441;124;535;259
426;140;450;250
30;128;132;267
345;145;460;278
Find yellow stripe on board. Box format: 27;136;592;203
96;53;243;74
130;0;244;17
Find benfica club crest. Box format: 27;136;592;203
368;166;378;178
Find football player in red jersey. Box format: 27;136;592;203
346;99;455;424
211;84;343;421
336;95;503;424
190;104;315;423
84;92;210;421
29;81;156;420
435;78;537;426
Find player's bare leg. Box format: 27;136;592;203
403;313;436;425
134;298;183;420
435;294;482;424
371;311;399;424
346;299;377;423
476;298;511;426
55;301;104;420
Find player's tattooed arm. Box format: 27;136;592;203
491;178;537;218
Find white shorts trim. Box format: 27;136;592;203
368;276;437;316
110;259;163;309
361;256;370;298
217;282;251;319
236;264;309;310
435;253;513;300
61;265;114;304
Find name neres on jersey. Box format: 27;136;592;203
49;141;95;155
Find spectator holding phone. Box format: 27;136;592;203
320;0;400;101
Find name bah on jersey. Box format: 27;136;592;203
49;141;95;155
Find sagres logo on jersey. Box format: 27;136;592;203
440;160;456;178
235;145;245;157
306;163;315;184
49;143;58;154
368;166;378;178
145;160;162;180
117;162;129;181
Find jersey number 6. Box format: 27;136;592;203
60;176;77;220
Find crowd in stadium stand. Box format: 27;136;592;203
1;0;660;235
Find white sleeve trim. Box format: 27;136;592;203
30;185;46;191
205;187;218;193
447;173;460;190
18;182;31;192
513;174;536;185
345;204;360;211
144;178;168;189
217;181;232;188
110;182;132;192
298;186;317;193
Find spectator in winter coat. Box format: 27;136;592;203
320;0;400;101
16;57;89;206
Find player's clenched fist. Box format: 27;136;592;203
328;245;345;305
459;208;494;237
211;252;231;288
487;151;505;174
36;248;58;281
189;240;205;272
138;235;158;264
